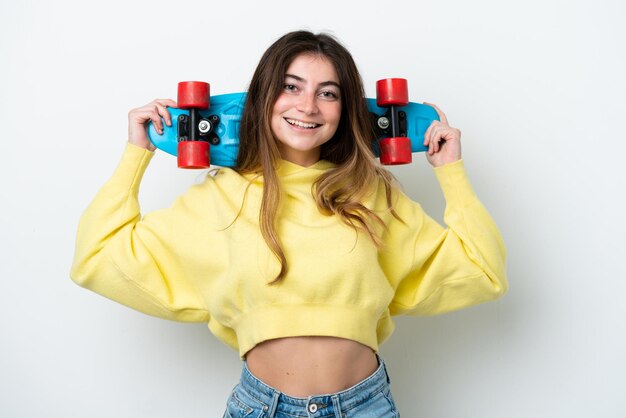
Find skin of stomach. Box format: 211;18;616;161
244;336;380;397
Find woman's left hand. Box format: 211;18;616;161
423;103;462;167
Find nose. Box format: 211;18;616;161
296;91;318;115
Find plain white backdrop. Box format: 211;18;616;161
1;0;624;417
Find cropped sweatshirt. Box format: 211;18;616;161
70;143;507;359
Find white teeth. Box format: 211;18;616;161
286;118;319;129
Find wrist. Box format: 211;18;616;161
127;139;156;152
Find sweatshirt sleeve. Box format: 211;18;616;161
70;143;211;322
385;159;508;316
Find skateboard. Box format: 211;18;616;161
148;79;439;168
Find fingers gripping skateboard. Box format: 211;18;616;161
177;81;211;169
375;78;412;165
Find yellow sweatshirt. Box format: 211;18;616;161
70;143;507;359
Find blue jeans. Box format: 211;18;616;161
223;354;400;417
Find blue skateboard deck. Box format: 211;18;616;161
148;92;439;167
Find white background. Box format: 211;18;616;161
1;0;625;417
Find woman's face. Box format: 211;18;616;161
270;53;342;167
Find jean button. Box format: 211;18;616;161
308;403;318;413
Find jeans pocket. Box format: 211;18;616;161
223;385;267;418
342;387;399;418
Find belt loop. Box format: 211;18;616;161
331;394;342;418
380;356;391;384
266;390;280;418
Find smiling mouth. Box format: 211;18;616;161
285;118;322;129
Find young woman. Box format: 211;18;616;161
71;31;507;417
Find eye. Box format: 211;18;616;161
283;84;298;92
319;90;339;100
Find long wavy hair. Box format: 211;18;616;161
236;31;399;284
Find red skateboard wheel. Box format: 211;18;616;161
178;81;210;110
178;141;210;169
376;78;409;107
379;137;412;165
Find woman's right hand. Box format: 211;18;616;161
128;99;178;151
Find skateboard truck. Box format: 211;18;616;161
176;81;214;169
373;110;407;147
374;78;412;165
177;114;221;145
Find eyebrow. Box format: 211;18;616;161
285;73;340;89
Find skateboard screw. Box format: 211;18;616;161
198;120;212;134
377;117;390;130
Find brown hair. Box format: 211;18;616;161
236;31;398;284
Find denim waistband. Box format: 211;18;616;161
239;354;391;416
